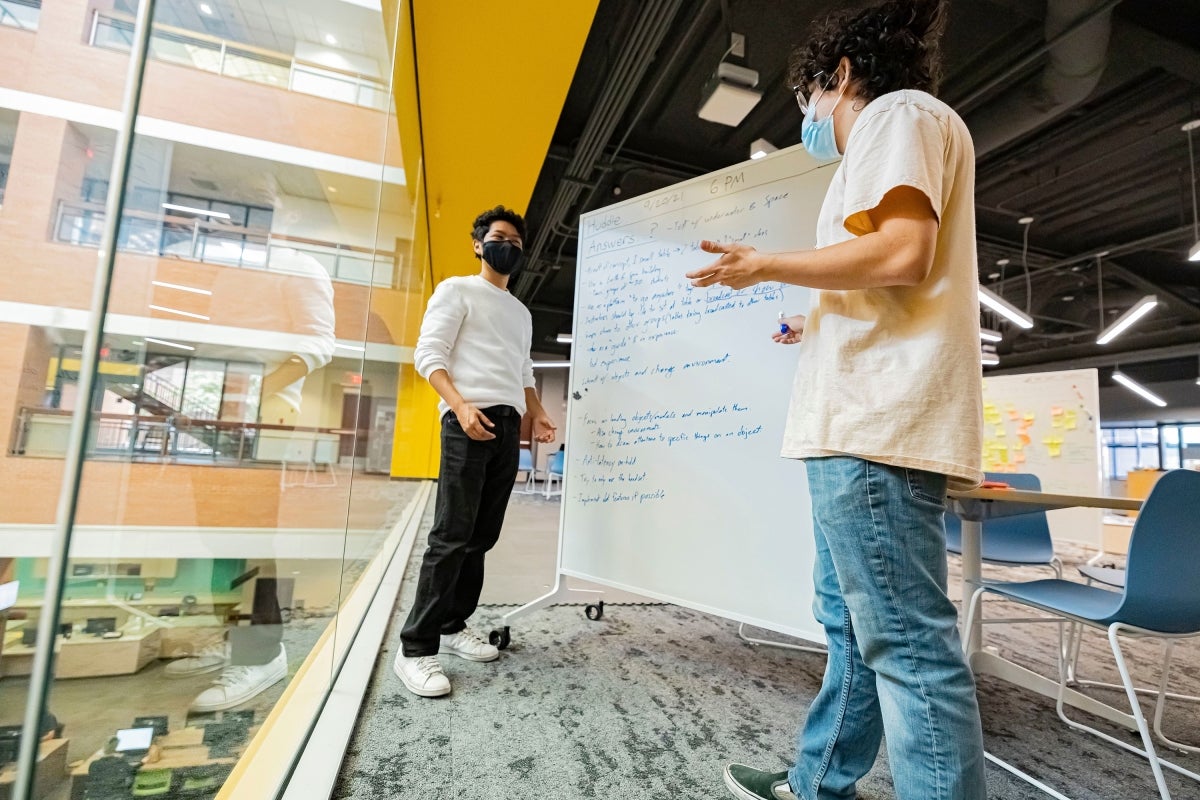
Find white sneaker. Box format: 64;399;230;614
393;654;451;697
440;628;499;662
190;645;287;712
164;641;229;678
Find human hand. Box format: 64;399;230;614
772;314;807;344
685;240;765;290
454;403;496;440
532;413;557;444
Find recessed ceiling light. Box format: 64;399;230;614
1018;216;1035;225
987;272;1001;280
996;258;1010;267
324;34;337;45
1062;295;1075;302
199;2;213;15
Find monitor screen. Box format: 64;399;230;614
114;727;154;753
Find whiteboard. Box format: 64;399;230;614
981;369;1103;547
560;145;837;642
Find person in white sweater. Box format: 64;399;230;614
394;205;557;697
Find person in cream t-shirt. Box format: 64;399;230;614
689;2;988;799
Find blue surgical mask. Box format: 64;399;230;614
801;82;847;161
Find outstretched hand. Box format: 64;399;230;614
685;240;765;291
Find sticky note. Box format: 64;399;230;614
1063;411;1077;430
1051;406;1063;417
1024;413;1036;422
1043;436;1063;458
995;427;1006;438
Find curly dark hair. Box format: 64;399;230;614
470;205;527;256
788;0;948;102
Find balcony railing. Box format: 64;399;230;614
89;10;390;112
54;201;397;288
14;407;352;468
0;0;39;31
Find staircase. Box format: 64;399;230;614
105;364;225;456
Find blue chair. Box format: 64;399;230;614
945;472;1061;574
514;448;535;494
946;473;1063;632
1068;564;1200;753
543;450;564;498
964;469;1200;799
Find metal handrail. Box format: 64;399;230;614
14;406;360;466
89;9;390;111
53;200;398;286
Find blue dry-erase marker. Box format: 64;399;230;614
778;311;790;334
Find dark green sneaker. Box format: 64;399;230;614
723;763;798;800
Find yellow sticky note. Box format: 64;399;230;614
1063;411;1077;430
1024;412;1036;422
1051;418;1064;429
995;427;1006;438
1043;436;1063;458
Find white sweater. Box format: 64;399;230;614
413;275;535;418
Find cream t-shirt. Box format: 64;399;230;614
780;90;983;490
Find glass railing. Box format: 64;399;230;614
14;407;356;470
54;201;396;287
89;10;390;112
0;0;39;31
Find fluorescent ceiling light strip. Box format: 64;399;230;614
151;280;212;296
144;336;195;352
980;328;1003;343
149;304;210;321
1096;295;1158;345
162;203;231;220
981;352;1000;366
1112;372;1167;407
531;361;571;368
555;333;573;344
978;286;1034;329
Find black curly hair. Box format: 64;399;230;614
788;0;947;102
470;205;527;258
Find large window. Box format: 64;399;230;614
0;108;16;206
0;0;39;31
0;1;414;797
1102;422;1200;478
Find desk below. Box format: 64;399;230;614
0;738;69;800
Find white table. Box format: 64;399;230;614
947;487;1143;728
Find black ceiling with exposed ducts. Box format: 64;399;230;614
515;0;1200;394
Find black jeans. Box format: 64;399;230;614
400;405;521;656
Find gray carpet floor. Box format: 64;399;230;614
334;493;1200;799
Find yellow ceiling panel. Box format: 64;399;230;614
412;0;599;282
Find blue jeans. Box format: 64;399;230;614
790;457;986;800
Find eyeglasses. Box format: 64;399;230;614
792;71;835;115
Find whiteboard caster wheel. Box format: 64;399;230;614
489;627;511;650
585;602;604;621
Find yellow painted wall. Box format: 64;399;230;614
385;0;600;478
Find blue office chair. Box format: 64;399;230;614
544;450;565;498
945;472;1061;574
964;469;1200;799
515;448;536;494
1069;562;1200;753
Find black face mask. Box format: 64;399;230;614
481;240;524;275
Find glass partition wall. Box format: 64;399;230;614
0;1;417;798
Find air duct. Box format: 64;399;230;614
967;0;1116;158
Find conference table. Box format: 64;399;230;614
946;487;1143;729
